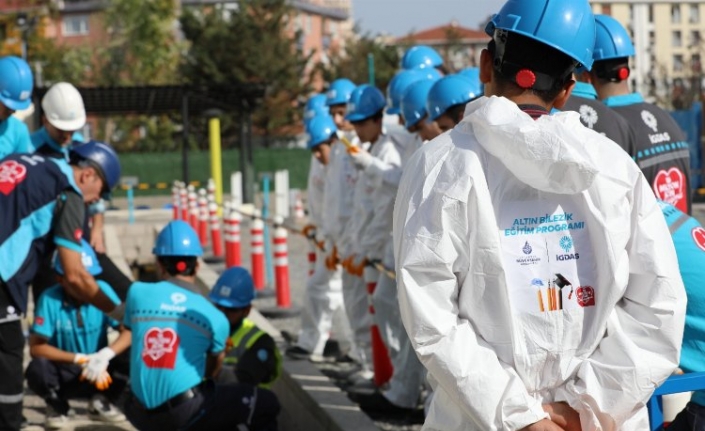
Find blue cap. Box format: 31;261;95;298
426;75;482;122
153;220;203;257
593;14;636;61
326;78;356;106
345;85;386;123
70;140;121;200
401;45;443;70
303;94;328;132
307;114;337;149
386;69;426;115
401;79;437;129
0;56;33;111
209;267;255;308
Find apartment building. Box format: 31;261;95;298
591;1;705;101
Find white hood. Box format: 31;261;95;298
460;96;597;195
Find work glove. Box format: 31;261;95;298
351;256;368;277
81;347;116;383
93;370;113;391
325;246;339;270
73;353;89;365
348;148;374;170
302;224;317;239
341;255;355;273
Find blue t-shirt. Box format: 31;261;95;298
0;116;32;159
124;280;229;409
31;280;121;353
659;201;705;405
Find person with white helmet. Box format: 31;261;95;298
122;221;280;431
589;14;692;215
26;240;129;429
0;141;122;429
0;56;33;159
209;267;281;389
30;82;87;160
287;114;352;363
394;0;686;429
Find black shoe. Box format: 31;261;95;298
285;346;311;360
322;339;341;358
335;354;356;364
354;391;417;415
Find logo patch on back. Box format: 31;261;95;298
142;327;180;369
0;160;27;195
653;168;687;213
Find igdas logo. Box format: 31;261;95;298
556;235;579;261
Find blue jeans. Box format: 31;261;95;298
669;402;705;431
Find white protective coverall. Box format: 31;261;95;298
357;131;427;407
297;155;345;356
338;138;373;367
393;96;687;431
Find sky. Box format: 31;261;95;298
353;0;498;37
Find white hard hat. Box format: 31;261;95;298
41;82;86;131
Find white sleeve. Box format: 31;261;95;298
394;166;549;430
553;175;687;430
306;157;325;229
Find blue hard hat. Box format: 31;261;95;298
303;94;328;132
153;220;203;257
593;14;635;61
326;78;356;106
209;267;255;308
485;0;596;70
386;69;426;115
70;140;121;200
0;56;33;111
345;85;386;123
54;239;102;276
307;114;337;149
426;75;482;122
457;67;480;82
401;45;443;70
401;79;437;130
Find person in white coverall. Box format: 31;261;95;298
393;1;687;430
287;112;347;362
346;78;440;412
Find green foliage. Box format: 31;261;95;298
318;30;400;92
97;0;182;86
180;0;313;139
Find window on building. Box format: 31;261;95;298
602;4;611;15
692;30;701;47
62;14;89;36
672;5;681;24
693;53;702;73
306;15;312;35
648;5;654;23
329;21;337;37
690;4;700;23
649;31;655;44
673;30;682;47
674;54;684;72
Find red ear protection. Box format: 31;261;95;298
176;261;187;272
516;69;537;89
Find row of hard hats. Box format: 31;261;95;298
153;220;255;308
0;56;87;131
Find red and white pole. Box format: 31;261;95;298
197;192;209;247
188;190;198;231
180;186;188;221
273;219;291;308
172;183;180;220
364;267;393;387
307;241;316;277
250;217;266;291
225;203;242;268
209;202;223;258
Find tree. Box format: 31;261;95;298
180;0;313;142
317;30;399;95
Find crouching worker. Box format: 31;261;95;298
123;221;280;431
26;240;129;429
209;267;281;388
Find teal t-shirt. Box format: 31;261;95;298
0;116;32;159
31;280;122;353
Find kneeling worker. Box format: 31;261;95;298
122;221;280;431
209;267;281;388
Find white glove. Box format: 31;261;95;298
73;353;89;365
81;347;115;383
349;149;375;170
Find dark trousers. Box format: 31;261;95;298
25;354;129;414
0;321;25;431
669;401;705;431
124;379;280;431
31;252;132;303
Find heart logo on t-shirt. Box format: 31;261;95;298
0;160;27;195
692;227;705;252
653;168;687;213
142;327;180;369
